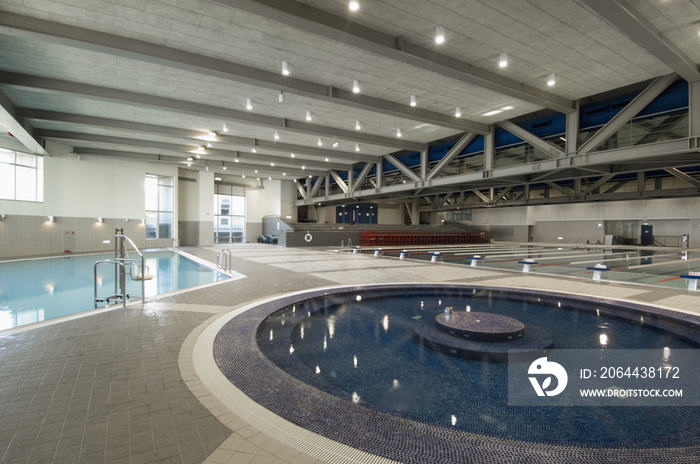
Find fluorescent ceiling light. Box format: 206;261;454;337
501;106;514;110
483;110;502;116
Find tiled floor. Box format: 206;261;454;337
1;243;698;464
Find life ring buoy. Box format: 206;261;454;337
305;232;313;243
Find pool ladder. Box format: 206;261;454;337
217;249;232;272
94;229;147;308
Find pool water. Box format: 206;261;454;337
258;288;700;448
0;251;229;330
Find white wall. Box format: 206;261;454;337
0;141;178;225
245;187;264;240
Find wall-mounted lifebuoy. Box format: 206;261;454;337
305;232;313;243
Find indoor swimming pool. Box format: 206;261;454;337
214;284;700;464
0;250;229;330
349;244;700;289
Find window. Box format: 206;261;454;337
214;189;245;244
145;174;173;239
0;149;44;202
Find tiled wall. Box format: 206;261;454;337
0;215;173;259
482;225;528;242
178;221;199;246
532;220;603;244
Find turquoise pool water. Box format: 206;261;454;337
0;251;229;330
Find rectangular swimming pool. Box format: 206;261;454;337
0;250;230;330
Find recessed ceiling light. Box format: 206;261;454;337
483;110;502;116
234;158;239;162
306;110;312;121
325;157;329;162
223;166;227;170
271;162;275;166
291;153;295;157
195;154;201;158
410;95;417;107
187;157;193;161
455;107;461;117
547;72;556;86
499;52;507;68
435;26;445;44
282;173;286;176
269;176;272;180
349;1;359;11
257;178;260;180
252;147;257;153
308;175;312;178
352;80;360;93
397;128;402;137
242;173;245;178
207;142;212;147
197;146;205;153
255;170;258;173
302;166;306;170
282;60;290;76
246;98;253;110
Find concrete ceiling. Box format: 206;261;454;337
0;0;698;179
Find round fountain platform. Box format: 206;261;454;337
436;312;525;342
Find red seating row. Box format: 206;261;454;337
359;230;488;246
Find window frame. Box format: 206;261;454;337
145;174;174;240
0;149;44;202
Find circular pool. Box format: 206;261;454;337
214;284;700;463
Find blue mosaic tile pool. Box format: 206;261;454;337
213;285;700;463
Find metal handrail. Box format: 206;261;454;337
217;249;232;272
94;260;125;308
94;230;146;308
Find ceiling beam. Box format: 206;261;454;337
581;174;615;196
578;0;700;82
210;0;574;114
425;132;478;181
351;162;375;193
545;182;573;197
329;170;349;194
36;130;345;171
71;147;322;177
0;12;486;134
384;154;421;182
19;108;377;163
665;167;700;188
497;121;565;158
0;71;423;151
0;89;48;156
577;73;678;156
